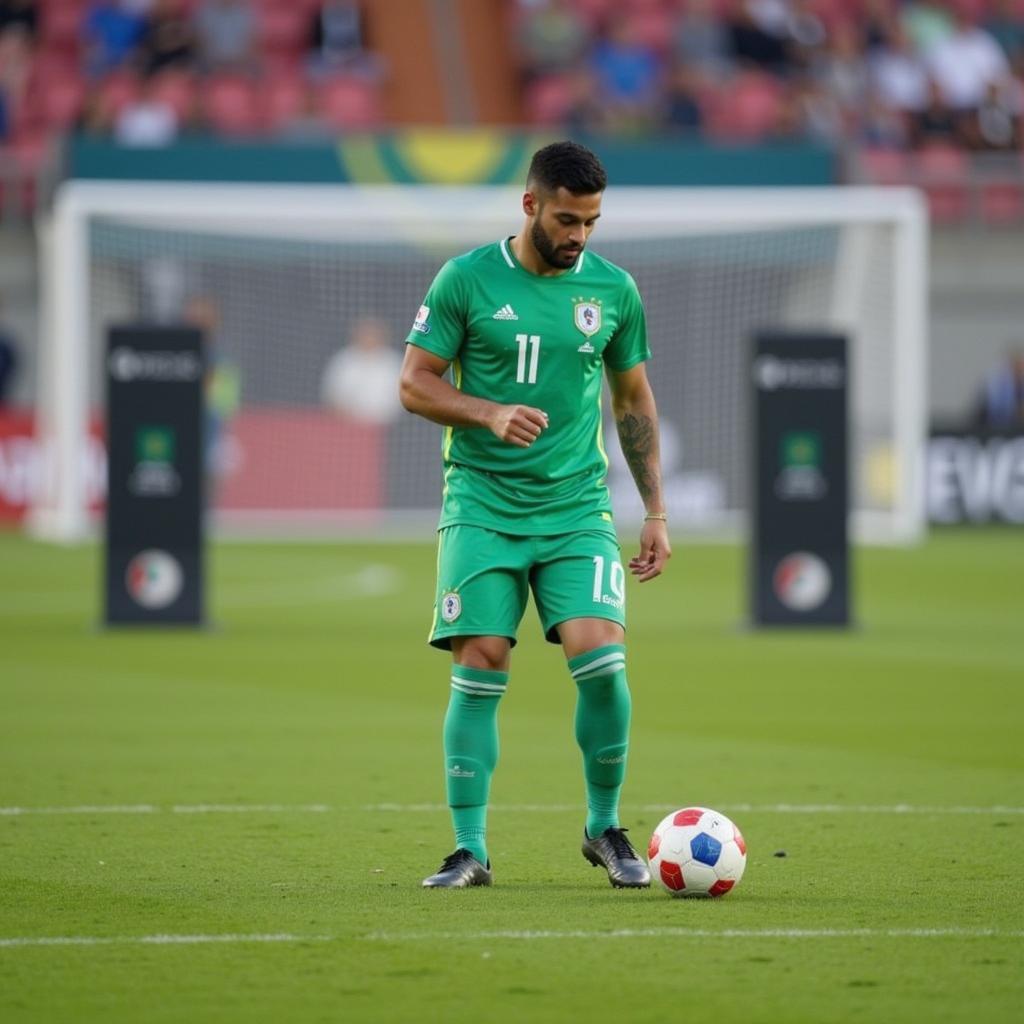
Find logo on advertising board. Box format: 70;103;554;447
753;356;845;391
125;549;184;609
775;430;827;501
772;552;832;612
108;347;202;383
128;425;181;498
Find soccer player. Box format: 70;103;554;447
399;140;670;889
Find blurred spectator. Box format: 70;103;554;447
901;1;954;55
860;92;911;149
862;0;897;53
306;0;382;81
783;72;843;143
673;0;732;82
964;80;1022;151
0;0;37;40
590;14;664;132
0;25;32;130
0;296;17;409
813;22;870;133
184;295;240;484
113;75;179;145
321;315;402;426
84;0;147;77
984;0;1024;69
924;6;1010;113
727;1;792;75
138;0;195;77
516;0;590;80
662;63;704;134
973;350;1024;429
784;0;828;71
561;65;609;135
194;0;255;74
869;22;930;121
909;77;967;148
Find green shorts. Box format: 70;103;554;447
429;525;626;649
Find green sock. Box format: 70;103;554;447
443;664;508;866
569;644;630;839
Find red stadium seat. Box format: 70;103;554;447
257;4;309;65
263;74;309;133
38;1;83;58
705;72;784;142
149;68;198;123
316;76;381;131
859;147;911;185
625;7;676;54
26;69;86;131
203;75;264;137
915;145;971;223
979;179;1024;225
93;70;143;125
523;74;576;126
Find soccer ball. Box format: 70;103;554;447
647;807;747;897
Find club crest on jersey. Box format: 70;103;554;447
573;298;602;338
441;590;461;622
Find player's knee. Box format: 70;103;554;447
559;619;625;659
451;635;511;672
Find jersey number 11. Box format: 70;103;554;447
515;333;541;384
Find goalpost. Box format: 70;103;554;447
31;182;928;544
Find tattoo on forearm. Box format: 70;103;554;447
616;412;661;506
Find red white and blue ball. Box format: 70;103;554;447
648;807;747;897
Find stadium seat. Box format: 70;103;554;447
257;4;309;66
93;71;143;126
624;7;676;55
148;68;198;124
316;76;381;131
27;68;86;132
203;75;263;137
915;145;971;224
523;74;576;126
859;147;911;185
38;1;83;59
705;72;784;142
569;0;616;28
979;179;1024;225
263;74;309;134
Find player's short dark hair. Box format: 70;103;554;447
527;141;607;196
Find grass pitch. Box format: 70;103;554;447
1;529;1022;1023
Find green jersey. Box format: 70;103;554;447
406;238;651;536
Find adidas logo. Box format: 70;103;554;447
492;304;518;320
577;341;595;353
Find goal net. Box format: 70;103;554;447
32;183;927;543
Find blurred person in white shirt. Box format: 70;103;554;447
321;316;402;426
925;3;1011;111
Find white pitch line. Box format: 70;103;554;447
0;933;331;949
365;927;1024;943
363;803;1024;816
171;804;330;814
0;805;159;816
2;803;1022;817
3;928;1021;951
0;804;329;816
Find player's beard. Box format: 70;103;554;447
531;219;581;270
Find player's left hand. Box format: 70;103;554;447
629;519;671;582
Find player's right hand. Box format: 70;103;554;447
489;404;549;447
